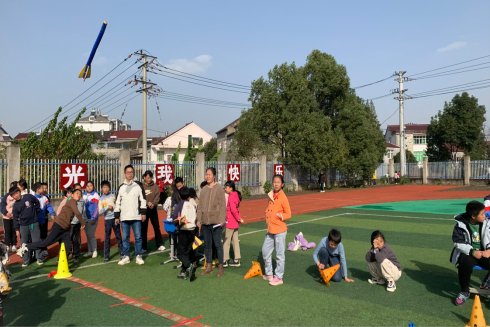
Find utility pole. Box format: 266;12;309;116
135;50;157;164
392;71;410;176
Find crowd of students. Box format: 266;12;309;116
4;166;490;304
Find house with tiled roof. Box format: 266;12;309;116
76;109;131;132
150;122;212;162
92;130;143;159
384;123;429;163
0;124;13;144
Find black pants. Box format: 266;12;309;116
142;207;163;250
104;219;122;259
202;224;223;265
70;223;81;259
177;229;196;269
457;253;490;292
28;223;71;254
2;219;16;246
39;222;48;240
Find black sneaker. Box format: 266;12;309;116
177;270;186;279
187;265;196;282
229;259;241;267
223;260;229;268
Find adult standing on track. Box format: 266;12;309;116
114;164;147;266
197;167;226;277
142;170;165;253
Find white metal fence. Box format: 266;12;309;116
205;161;260;187
21;159;120;198
131;160;198;189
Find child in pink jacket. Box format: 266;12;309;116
223;181;243;267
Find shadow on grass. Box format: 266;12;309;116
5;279;69;326
404;260;459;302
349;267;372;282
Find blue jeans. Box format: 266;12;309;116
262;232;287;279
121;220;142;257
318;247;342;282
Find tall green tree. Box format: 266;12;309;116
20;107;97;159
426;92;486;161
394;150;418;163
234;49;385;181
171;142;181;162
201;138;219;161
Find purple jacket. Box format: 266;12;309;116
226;191;241;229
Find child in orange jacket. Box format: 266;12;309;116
261;175;291;286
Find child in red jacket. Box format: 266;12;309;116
223;181;243;267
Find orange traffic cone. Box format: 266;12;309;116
465;294;489;327
319;264;340;286
244;261;263;279
54;243;72;279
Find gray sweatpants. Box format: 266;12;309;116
85;219;99;253
262;231;287;279
20;223;41;263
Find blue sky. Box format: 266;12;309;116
1;1;489;137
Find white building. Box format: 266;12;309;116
150;122;212;162
76;109;131;133
384;124;429;163
216;118;239;153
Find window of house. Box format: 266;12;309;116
157;151;165;162
413;135;427;144
386;150;393;159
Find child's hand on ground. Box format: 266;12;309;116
344;277;354;283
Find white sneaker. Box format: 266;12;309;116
92;250;98;258
11;245;17;253
368;277;386;285
118;256;130;265
16;243;28;257
157;245;166;251
386;280;396;292
136;255;144;265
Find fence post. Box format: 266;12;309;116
259;155;267;188
464;155;471;186
119;150;130;184
422;157;428;185
6;145;20;183
195;152;205;194
388;159;394;179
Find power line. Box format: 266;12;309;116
352;75;394;89
407;79;490;97
408;54;490;77
154;61;251;89
25;60;138;132
407;83;490;99
413;64;490;80
150;70;250;94
380;108;399;125
368;93;392;101
162;90;249;106
157;94;248;109
24;54;135;133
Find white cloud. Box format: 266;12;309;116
165;54;212;74
437;41;467;53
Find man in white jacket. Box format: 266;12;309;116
114;165;147;265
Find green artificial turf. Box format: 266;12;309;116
6;206;489;326
347;198;481;215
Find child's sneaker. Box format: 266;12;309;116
262;275;273;282
386;280;396;292
188;265;196;282
92;250;98;258
16;243;28;257
178;270;186;279
11;245;17;253
118;256;130;265
455;291;470;306
36;259;44;266
157;245;166;251
83;252;92;258
103;258;110;263
135;255;145;265
21;262;28;268
222;260;229;268
368;277;386;285
229;259;241;267
269;276;283;286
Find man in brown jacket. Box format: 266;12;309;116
142;170;164;253
197;167;226;277
17;189;85;260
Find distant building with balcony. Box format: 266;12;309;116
384;123;429;163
